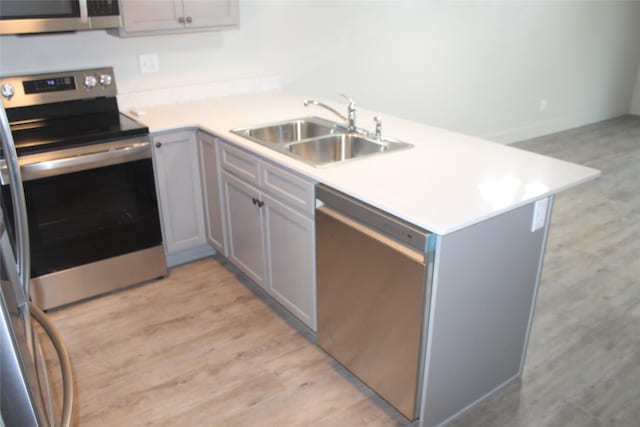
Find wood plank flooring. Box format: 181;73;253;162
39;115;640;426
449;115;640;427
38;257;406;426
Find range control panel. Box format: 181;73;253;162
23;76;77;95
0;67;117;108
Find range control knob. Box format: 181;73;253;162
1;83;15;100
99;74;113;88
84;75;98;89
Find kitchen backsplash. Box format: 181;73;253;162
117;75;281;112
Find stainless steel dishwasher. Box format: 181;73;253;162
315;184;433;421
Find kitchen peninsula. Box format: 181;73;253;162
129;91;599;427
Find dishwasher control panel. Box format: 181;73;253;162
315;184;428;253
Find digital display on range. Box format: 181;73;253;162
23;76;76;94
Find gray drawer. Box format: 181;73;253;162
220;142;260;185
261;161;315;216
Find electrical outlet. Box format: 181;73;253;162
531;197;549;232
538;99;548;112
139;53;159;73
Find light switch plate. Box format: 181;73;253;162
139;53;159;73
531;197;549;232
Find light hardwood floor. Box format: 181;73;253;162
39;255;407;426
40;115;640;426
450;115;640;427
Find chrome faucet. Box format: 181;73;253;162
304;94;357;132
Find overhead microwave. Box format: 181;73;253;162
0;0;120;35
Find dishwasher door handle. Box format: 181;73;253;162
317;205;426;265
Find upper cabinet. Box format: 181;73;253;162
117;0;238;36
182;0;238;28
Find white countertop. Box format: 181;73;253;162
129;91;600;235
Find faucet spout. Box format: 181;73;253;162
304;94;358;132
303;99;347;123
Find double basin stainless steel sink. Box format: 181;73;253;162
230;117;412;167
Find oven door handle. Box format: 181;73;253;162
2;141;151;183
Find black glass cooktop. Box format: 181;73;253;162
4;97;148;157
9;112;148;156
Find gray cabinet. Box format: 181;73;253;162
222;170;267;287
263;193;315;329
182;0;238;29
118;0;238;35
198;131;227;255
219;141;316;330
152;130;212;266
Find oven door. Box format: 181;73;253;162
0;0;89;35
0;138;163;278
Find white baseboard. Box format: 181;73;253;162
481;109;628;144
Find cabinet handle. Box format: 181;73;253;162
186;16;192;23
155;142;162;148
178;17;185;23
251;197;257;205
257;200;264;208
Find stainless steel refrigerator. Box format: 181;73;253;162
1;103;74;426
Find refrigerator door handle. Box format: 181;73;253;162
33;331;56;426
30;302;74;427
1;105;73;425
0;104;30;299
0;210;27;307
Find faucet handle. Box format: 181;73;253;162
339;94;357;132
373;116;382;139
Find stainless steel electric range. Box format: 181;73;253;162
0;67;167;310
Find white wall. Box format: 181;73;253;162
0;2;348;98
2;1;640;143
286;1;640;142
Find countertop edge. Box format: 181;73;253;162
128;92;602;236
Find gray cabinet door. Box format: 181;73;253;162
121;0;184;32
263;193;316;330
222;171;266;288
198;132;227;255
152;131;207;255
182;0;239;29
120;0;238;34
